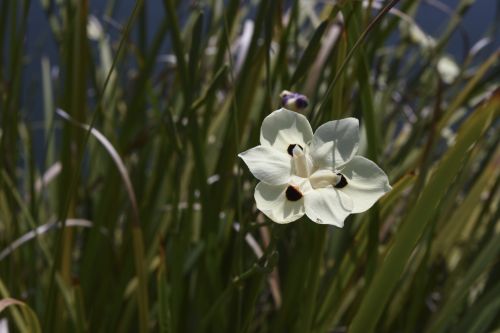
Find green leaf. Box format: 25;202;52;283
349;93;498;333
289;19;329;87
158;255;173;333
0;280;42;333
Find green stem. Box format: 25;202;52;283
294;225;328;333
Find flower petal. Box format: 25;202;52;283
254;182;305;223
310;118;359;168
304;188;353;227
260;108;313;153
339;156;392;213
239;146;292;185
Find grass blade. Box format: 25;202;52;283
349;91;498;333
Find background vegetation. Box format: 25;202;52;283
0;0;498;332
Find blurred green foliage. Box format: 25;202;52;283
0;0;498;332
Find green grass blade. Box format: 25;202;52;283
349;92;498;333
157;252;173;333
427;232;500;333
289;19;329;87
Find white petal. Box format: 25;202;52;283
304;188;353;227
239;146;291;185
254;182;305;223
339;156;392;213
310;118;359;168
260;108;314;153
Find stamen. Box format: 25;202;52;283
334;174;348;188
309;169;339;189
287;144;303;156
292;146;310;177
285;185;303;201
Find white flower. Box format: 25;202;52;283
87;16;104;41
408;24;436;50
437;56;459;84
239;108;392;227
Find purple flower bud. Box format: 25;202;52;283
294;96;308;109
280;90;309;111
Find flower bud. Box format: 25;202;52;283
280;90;309;111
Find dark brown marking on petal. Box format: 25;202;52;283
287;144;303;156
334;174;348;188
285;185;303;201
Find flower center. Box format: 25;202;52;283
285;185;303;201
287;144;303;156
335;174;348;188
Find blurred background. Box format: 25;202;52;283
0;0;498;332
